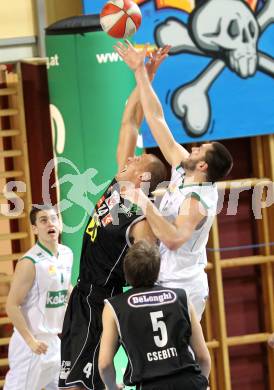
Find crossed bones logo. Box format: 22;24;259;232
155;0;274;137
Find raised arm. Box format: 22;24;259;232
116;47;169;172
116;85;143;172
115;41;189;167
6;259;48;354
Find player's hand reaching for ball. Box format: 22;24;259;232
146;45;171;80
27;337;48;354
114;40;148;71
114;40;170;79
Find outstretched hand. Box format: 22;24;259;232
114;40;171;75
146;45;171;80
114;40;148;71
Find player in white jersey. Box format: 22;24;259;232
4;205;73;390
157;165;218;317
115;41;233;319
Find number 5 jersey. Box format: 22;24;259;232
105;285;201;386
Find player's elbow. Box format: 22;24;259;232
6;299;26;326
196;349;211;376
98;353;112;375
163;238;182;251
163;239;181;251
197;350;211;366
5;302;9;317
98;360;112;384
5;300;14;320
98;361;108;375
162;233;189;251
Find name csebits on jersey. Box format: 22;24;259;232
128;290;176;307
128;290;178;362
46;289;68;308
147;347;178;362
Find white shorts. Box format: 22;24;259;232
4;331;60;390
158;271;209;321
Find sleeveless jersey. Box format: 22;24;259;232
106;286;200;386
78;178;144;290
20;241;73;336
158;165;218;284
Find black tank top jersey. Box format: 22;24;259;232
78;178;144;290
107;286;201;386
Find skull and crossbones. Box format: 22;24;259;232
155;0;274;137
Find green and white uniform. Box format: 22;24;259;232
158;166;218;320
4;241;73;390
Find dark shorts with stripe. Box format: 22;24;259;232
59;283;122;390
136;370;208;390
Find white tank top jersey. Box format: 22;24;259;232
20;241;73;336
158;165;218;284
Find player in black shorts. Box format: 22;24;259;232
99;240;211;390
59;50;169;390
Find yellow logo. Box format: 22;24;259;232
134;0;256;13
86;217;99;242
48;265;57;275
135;0;195;13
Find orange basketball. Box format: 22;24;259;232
100;0;142;39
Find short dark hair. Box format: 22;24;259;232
123;240;161;288
30;205;56;225
205;142;233;183
146;157;167;193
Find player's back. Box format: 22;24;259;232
106;285;201;386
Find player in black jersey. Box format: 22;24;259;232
59;50;169;390
99;240;211;390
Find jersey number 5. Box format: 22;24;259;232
150;311;168;348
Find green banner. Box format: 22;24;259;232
46;31;136;282
46;26;138;390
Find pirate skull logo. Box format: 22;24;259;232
155;0;274;137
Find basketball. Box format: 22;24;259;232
100;0;142;39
